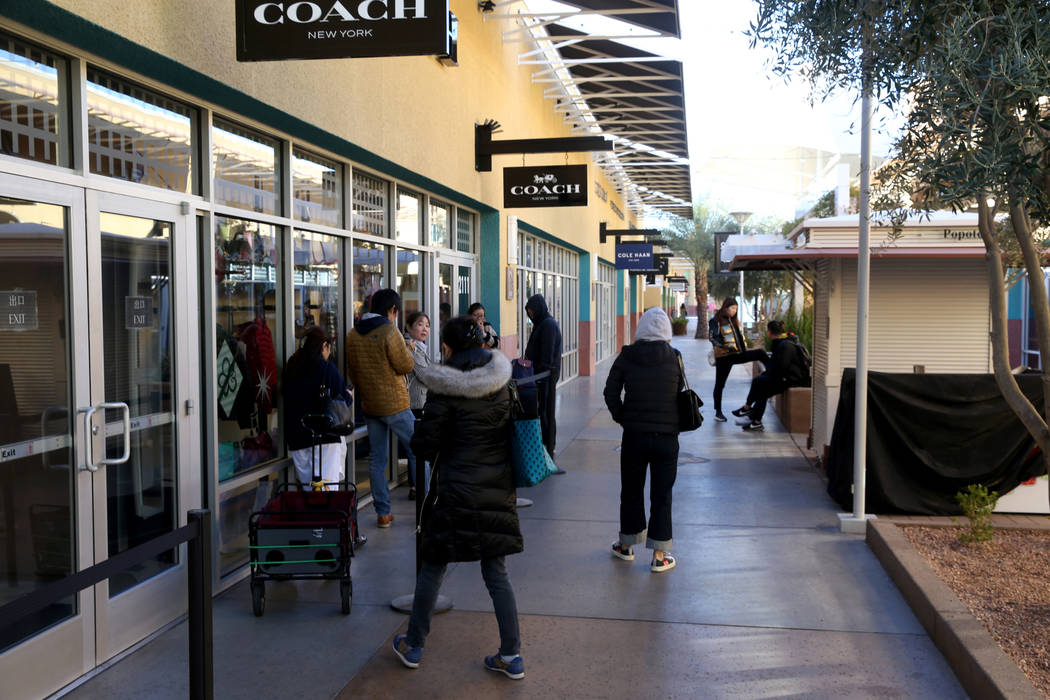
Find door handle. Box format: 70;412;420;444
78;405;99;472
97;402;132;466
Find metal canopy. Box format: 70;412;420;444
553;0;680;38
544;23;692;218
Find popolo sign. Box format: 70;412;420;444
504;165;588;209
236;0;450;62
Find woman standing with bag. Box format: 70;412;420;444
393;316;526;680
603;307;682;572
404;310;432;499
283;326;351;487
708;297;768;422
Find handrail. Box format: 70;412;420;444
0;509;213;700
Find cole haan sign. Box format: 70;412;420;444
504;165;588;209
236;0;450;61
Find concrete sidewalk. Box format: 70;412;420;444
64;320;966;699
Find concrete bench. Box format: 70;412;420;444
774;386;811;434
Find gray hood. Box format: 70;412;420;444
421;350;512;399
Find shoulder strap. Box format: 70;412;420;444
676;351;690;392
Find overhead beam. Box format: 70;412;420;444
475;122;613;171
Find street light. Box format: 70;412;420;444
729;211;752;324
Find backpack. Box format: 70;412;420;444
787;332;812;368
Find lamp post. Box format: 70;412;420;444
729;211;752;324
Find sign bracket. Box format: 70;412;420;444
476;120;613;171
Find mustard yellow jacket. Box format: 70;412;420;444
346;318;415;417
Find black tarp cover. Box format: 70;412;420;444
826;369;1046;514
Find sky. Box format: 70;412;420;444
527;0;904;221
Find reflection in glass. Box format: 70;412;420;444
428;202;449;248
397;249;422;317
214;216;282;481
456;210;473;252
218;475;276;576
87;69;195;193
0;32;66;166
395;190;421;244
352;171;388;237
292;149;341;228
0;198;75;649
457;265;471;318
293;230;342;369
99;212;178;596
352;240;385;321
213;120;280;215
438;263;453;326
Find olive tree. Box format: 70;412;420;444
751;0;1050;496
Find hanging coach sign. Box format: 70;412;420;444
504;165;588;209
236;0;450;62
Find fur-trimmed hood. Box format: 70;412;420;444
421;349;512;399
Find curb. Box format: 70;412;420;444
866;520;1041;700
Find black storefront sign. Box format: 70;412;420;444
504;165;588;209
236;0;450;62
713;231;734;275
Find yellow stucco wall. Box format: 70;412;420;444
40;0;638;338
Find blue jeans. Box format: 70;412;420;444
364;409;416;516
407;557;520;657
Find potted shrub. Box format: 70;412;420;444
670;316;689;336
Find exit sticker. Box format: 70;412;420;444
125;296;154;330
0;290;38;332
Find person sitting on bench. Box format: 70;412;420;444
734;320;811;432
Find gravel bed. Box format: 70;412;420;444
902;526;1050;698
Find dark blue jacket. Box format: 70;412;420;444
524;295;562;382
283;359;350;452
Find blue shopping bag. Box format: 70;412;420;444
511;417;559;488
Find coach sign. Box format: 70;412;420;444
236;0;450;62
504;165;588;209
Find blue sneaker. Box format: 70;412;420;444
484;653;525;680
392;634;422;669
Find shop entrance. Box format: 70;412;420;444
0;174;198;698
436;251;475;326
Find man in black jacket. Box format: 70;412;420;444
735;320;811;432
524;295;562;459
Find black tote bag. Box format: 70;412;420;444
676;353;703;432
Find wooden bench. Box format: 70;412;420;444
774;386;811;434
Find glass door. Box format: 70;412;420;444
0;175;197;698
88;191;193;660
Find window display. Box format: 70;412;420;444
214;216;282;481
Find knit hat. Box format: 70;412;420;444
635;307;672;342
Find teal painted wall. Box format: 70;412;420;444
479;211;501;331
578;253;591;322
616;270;625;316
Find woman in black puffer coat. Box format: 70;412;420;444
604;307;683;573
394;316;525;680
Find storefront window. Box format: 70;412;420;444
456;210;474;252
397;248;422;317
429;201;450;248
212;120;280;216
292;148;341;228
87;68;195;193
0;32;67;166
353;240;386;321
352;170;388;237
293;230;342;368
213;216;282;481
396;189;421;244
516;233;580;381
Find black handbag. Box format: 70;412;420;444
320;384;355;436
675;353;703;432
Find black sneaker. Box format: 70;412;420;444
714;413;727;422
408;487;416;500
731;405;751;417
742;421;764;432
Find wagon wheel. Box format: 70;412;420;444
340;579;352;615
251;581;266;617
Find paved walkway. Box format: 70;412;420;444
64;320;965;699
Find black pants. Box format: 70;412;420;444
538;379;557;458
619;431;679;549
746;375;787;422
713;349;769;414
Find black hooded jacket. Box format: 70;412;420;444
604;341;684;433
410;348;523;564
524;295;562;381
